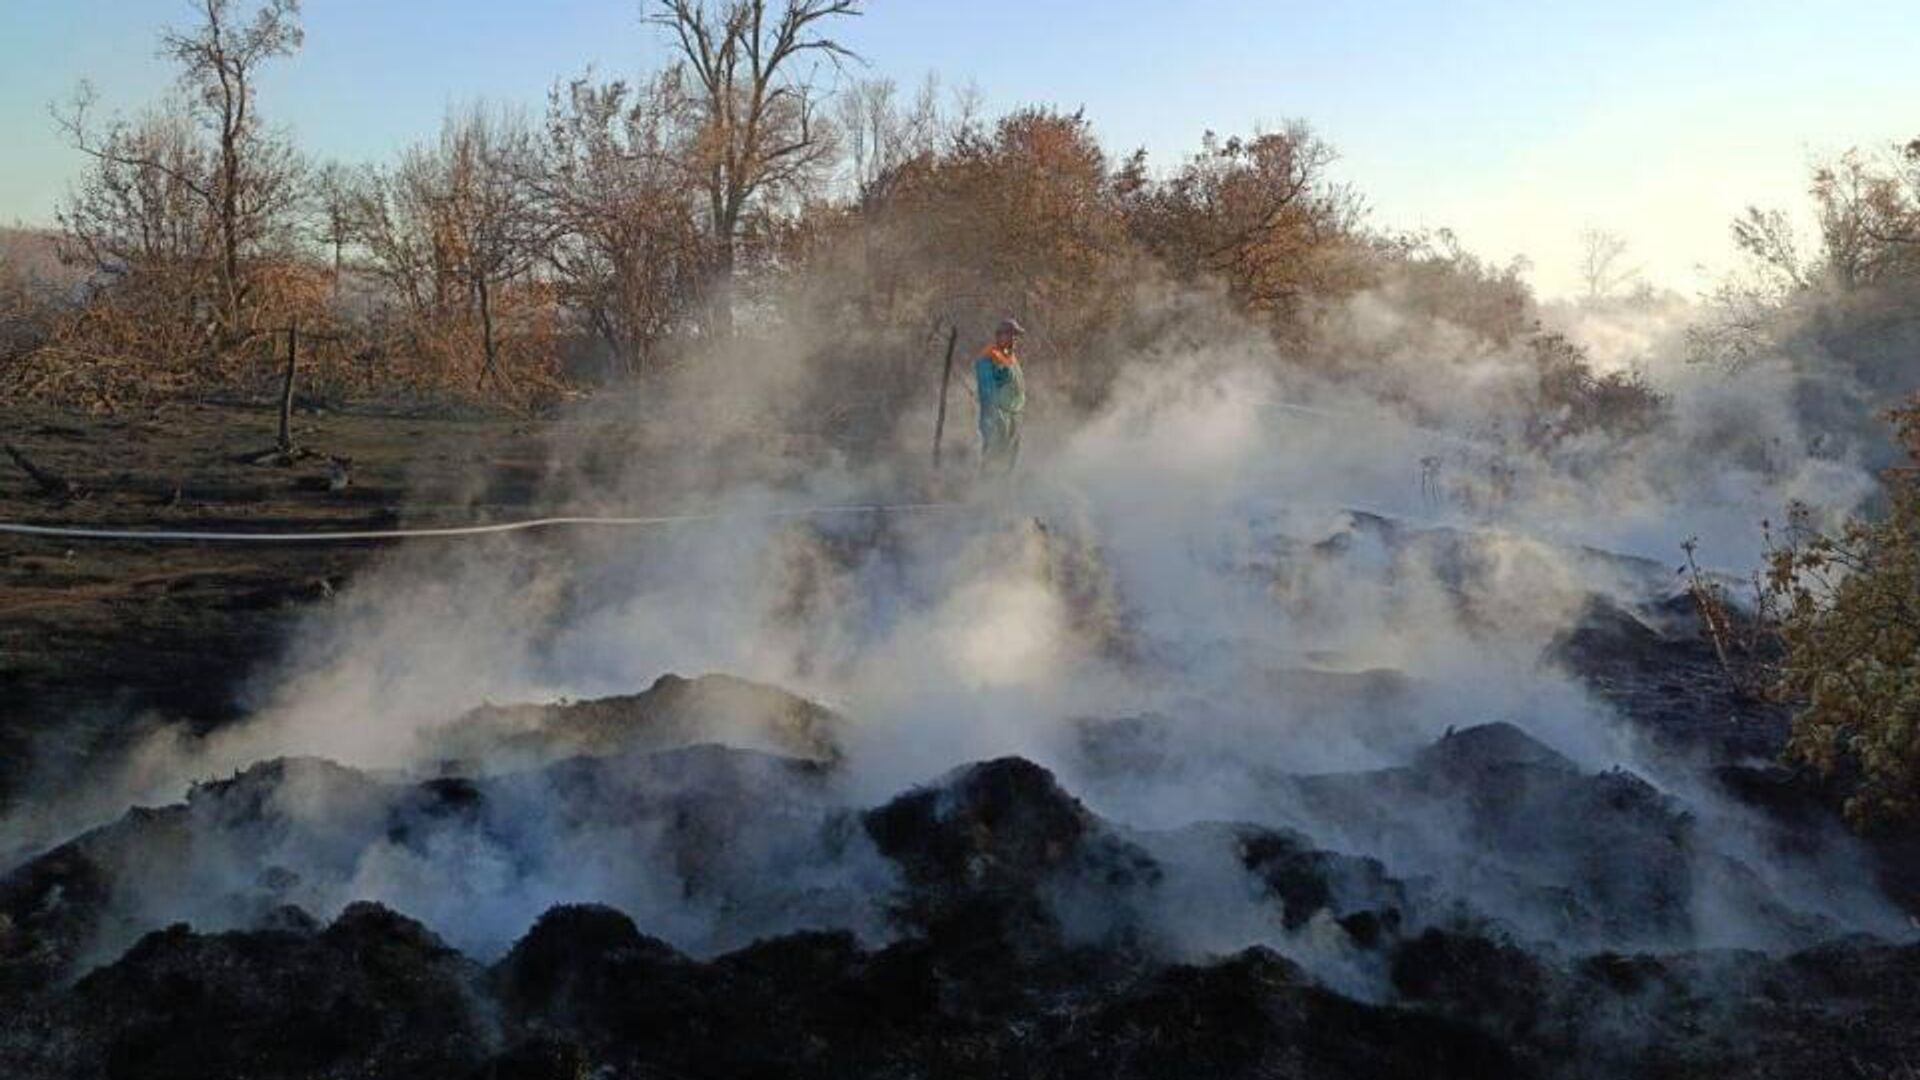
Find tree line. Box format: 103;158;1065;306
0;0;1666;441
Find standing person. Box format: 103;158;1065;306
976;317;1028;477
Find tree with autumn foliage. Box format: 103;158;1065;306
1768;399;1920;827
1118;124;1364;336
814;107;1139;409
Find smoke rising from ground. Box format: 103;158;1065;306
3;281;1908;983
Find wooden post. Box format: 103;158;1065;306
932;326;959;470
277;319;299;454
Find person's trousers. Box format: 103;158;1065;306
980;411;1021;476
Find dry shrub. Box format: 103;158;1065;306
0;261;55;365
383;280;568;410
3;254;565;414
1;276;210;411
1523;332;1666;449
1768;398;1920;826
1;257;334;411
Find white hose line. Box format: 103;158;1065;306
0;502;964;544
0;397;1557;547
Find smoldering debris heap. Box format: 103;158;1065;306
2;665;1918;1079
2;492;1916;1079
421;671;848;771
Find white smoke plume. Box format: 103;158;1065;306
3;282;1908;983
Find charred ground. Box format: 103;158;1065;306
3;712;1917;1079
0;398;664;819
3;400;1918;1080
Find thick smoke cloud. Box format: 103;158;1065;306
3;282;1908;983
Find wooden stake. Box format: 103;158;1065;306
932;326;959;470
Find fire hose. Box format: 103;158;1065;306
0;502;965;544
0;398;1489;546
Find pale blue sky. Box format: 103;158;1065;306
3;0;1915;295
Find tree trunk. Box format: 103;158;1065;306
476;275;506;395
219;95;244;340
709;234;736;339
278;319;298;453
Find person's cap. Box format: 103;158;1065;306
996;317;1027;337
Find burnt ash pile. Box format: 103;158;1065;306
422;672;847;771
2;666;1917;1078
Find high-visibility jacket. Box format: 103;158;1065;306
975;345;1026;436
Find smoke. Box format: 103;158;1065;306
4;276;1910;984
1539;290;1890;556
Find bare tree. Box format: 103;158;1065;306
56;0;305;345
1576;227;1637;300
337;163;439;320
342;107;551;396
535;71;705;378
57;103;221;342
647;0;860;336
1730;208;1808;292
310;161;355;300
165;0;305;337
456;112;549;393
836;74;943;198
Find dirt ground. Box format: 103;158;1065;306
0;399;568;810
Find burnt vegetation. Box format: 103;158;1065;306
3;3;1920;1079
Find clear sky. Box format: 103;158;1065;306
3;0;1915;297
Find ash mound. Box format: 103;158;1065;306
3;675;1917;1078
423;671;848;771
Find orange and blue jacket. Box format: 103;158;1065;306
975;345;1026;433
